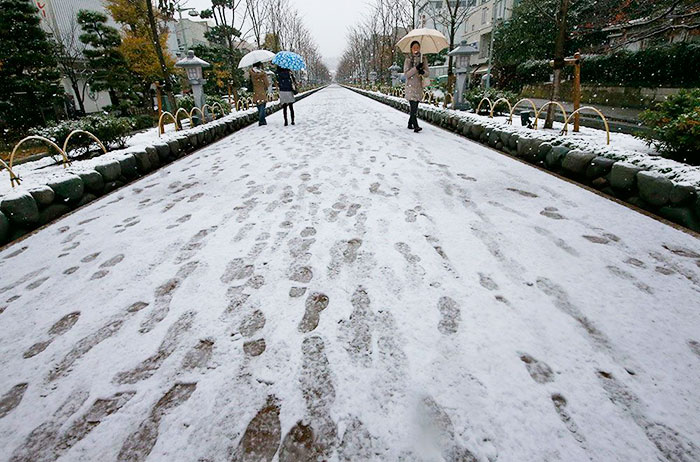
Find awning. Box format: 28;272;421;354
471;64;489;75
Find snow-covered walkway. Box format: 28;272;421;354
1;85;699;462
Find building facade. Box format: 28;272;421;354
416;0;520;78
603;12;700;52
167;18;213;57
35;0;115;113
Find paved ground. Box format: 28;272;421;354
0;85;699;462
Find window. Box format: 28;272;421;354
481;7;487;24
495;0;506;19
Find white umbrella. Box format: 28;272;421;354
396;28;449;54
238;49;275;69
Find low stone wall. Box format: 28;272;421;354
0;87;326;246
346;86;700;233
521;83;681;109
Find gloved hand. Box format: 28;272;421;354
416;62;424;72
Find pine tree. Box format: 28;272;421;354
77;9;134;112
0;0;62;137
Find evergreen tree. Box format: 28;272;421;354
0;0;62;137
77;9;134;112
492;0;606;90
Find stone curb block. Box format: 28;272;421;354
118;155;139;181
610;163;643;191
637;171;673;207
562;150;597;176
47;174;84;203
29;185;55;206
95;160;122;182
0;193;40;227
78;171;104;195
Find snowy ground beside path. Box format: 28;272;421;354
0;84;699;462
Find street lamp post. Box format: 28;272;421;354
485;0;500;90
175;50;211;109
176;7;199;53
448;40;479;110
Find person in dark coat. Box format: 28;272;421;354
276;66;297;126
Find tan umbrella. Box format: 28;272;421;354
396;28;449;54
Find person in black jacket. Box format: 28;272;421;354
276;66;297;126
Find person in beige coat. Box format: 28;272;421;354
404;41;429;133
250;63;270;126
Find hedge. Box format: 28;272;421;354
638;89;700;165
513;43;700;89
29;114;139;158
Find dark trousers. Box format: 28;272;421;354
408;101;420;128
282;103;295;124
257;103;267;125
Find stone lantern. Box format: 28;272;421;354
389;63;401;86
175;50;211;108
448;40;478;110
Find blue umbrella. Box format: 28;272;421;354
272;51;306;71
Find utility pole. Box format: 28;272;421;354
485;0;498;90
545;0;570;129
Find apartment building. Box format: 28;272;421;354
34;0;115;113
167;18;213;57
416;0;520;77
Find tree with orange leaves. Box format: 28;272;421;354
105;0;179;111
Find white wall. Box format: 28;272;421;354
39;0;117;114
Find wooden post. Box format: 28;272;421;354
572;52;581;132
549;52;583;132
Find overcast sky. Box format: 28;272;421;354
183;0;371;70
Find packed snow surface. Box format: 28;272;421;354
0;85;699;462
